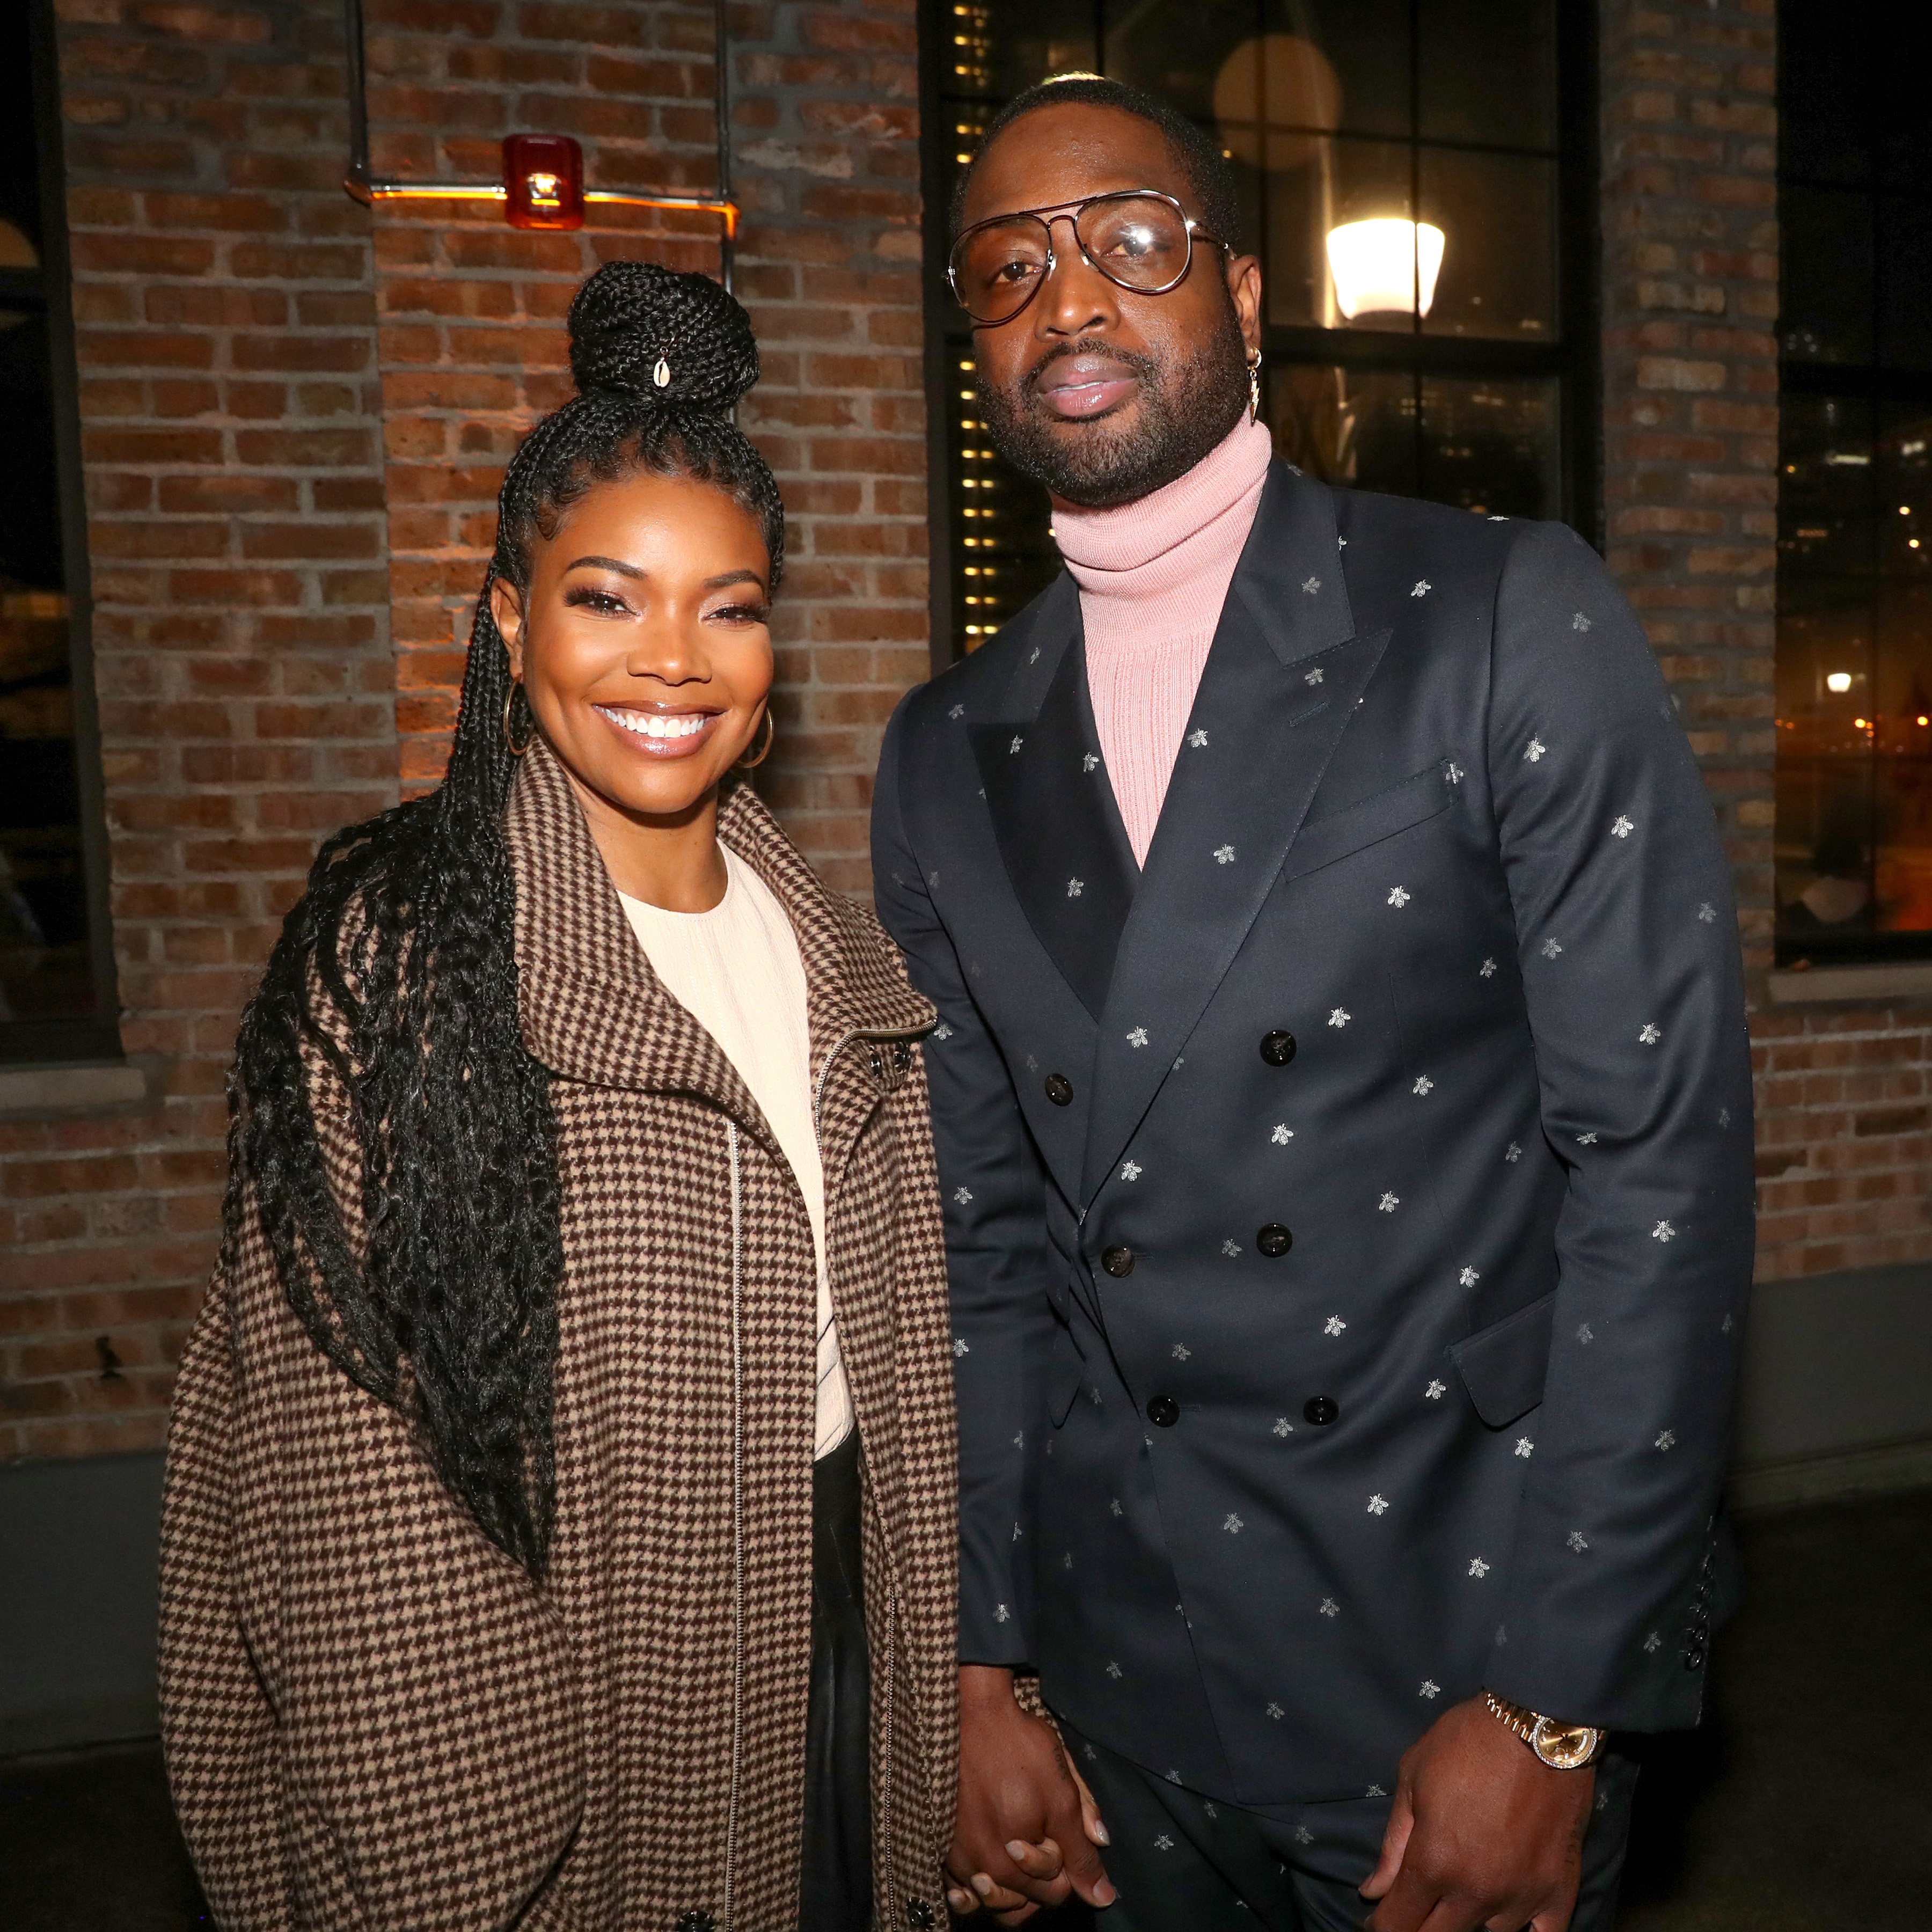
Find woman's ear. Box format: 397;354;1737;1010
491;576;527;680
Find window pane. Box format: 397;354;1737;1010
1878;402;1932;577
1876;755;1932;931
1418;147;1557;342
1416;0;1556;153
1267;363;1417;496
946;349;1057;649
1291;1;1413;140
1875;9;1932;192
1779;392;1876;579
0;308;96;1027
1875;581;1932;755
1419;374;1560;518
1264;133;1411;330
1776;756;1876;941
1780;0;1872;187
1777;576;1874;759
1779;186;1874;364
944;0;1095;99
1877;193;1932;372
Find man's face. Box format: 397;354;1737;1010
959;102;1263;509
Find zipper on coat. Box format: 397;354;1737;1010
813;1029;923;1923
723;1122;747;1931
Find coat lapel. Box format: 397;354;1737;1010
507;737;934;1193
1081;464;1391;1201
969;576;1138;1021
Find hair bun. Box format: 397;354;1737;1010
567;260;759;412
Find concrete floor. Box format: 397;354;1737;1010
1;1488;1926;1930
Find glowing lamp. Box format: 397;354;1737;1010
504;135;584;230
1826;671;1854;692
1326;218;1446;321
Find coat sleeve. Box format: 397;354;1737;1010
158;1002;585;1929
159;1262;301;1930
1483;519;1756;1731
873;691;1055;1668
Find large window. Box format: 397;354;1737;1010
919;1;1599;661
0;1;115;1058
1775;2;1932;963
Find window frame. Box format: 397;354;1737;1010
919;0;1605;675
0;0;120;1064
1773;2;1932;966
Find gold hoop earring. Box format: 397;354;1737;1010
736;706;775;771
1247;351;1263;426
502;681;535;756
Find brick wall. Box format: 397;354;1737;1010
0;0;393;1459
366;0;927;891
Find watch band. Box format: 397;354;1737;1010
1483;1691;1605;1770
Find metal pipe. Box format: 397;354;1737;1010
713;0;734;292
339;0;740;263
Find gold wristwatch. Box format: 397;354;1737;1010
1483;1692;1604;1770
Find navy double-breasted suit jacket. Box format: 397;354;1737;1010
872;462;1755;1806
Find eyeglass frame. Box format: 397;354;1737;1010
947;187;1234;328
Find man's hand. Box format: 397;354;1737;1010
947;1665;1116;1922
1360;1695;1595;1932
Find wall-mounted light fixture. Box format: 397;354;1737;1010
1325;218;1446;323
338;0;740;286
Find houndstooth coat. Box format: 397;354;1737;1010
159;738;958;1931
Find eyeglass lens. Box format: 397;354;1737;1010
952;194;1194;322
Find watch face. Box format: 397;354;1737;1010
1531;1718;1601;1770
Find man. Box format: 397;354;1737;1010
873;74;1753;1932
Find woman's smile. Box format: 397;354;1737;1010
592;702;721;756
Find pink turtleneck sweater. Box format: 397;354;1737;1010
1052;416;1275;866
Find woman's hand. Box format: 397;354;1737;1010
947;1666;1116;1921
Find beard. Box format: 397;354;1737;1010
976;316;1253;509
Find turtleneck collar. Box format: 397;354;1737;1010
1050;414;1275;603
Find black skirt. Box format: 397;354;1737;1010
799;1428;872;1931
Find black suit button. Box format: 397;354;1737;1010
1304;1395;1339;1426
676;1915;716;1932
1147;1395;1180;1427
906;1902;937;1930
1260;1029;1297;1066
1685;1649;1706;1672
1256;1223;1292;1257
1101;1246;1135;1277
1044;1073;1074;1106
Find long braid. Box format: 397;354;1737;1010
226;262;779;1575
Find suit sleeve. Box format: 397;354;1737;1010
1483;519;1755;1731
874;691;1055;1668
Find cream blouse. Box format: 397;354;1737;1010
618;849;854;1460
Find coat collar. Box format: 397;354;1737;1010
507;738;934;1170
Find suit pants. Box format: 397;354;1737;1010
1057;1720;1637;1932
800;1428;872;1931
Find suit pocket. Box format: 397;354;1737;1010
1282;757;1459;884
1448;1290;1555;1429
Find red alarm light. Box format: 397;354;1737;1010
503;135;584;230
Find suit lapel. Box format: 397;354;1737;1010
969;576;1138;1021
1082;464;1389;1201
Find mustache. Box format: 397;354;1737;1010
1015;340;1162;398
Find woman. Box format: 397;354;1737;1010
159;261;957;1932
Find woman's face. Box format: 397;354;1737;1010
492;469;774;823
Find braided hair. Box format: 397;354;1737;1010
226;261;781;1577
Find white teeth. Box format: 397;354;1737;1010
598;707;708;741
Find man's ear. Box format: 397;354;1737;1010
491;576;526;681
1228;254;1263;360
